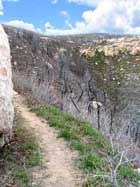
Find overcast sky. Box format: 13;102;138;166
0;0;140;35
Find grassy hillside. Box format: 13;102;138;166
32;105;140;187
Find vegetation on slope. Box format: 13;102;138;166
32;105;140;187
0;113;41;187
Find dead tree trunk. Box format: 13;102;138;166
97;104;101;130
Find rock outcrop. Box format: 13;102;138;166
0;25;14;147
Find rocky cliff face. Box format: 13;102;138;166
0;25;14;147
3;25;140;160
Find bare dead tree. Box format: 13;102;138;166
86;135;137;187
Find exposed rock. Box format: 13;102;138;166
92;101;103;109
0;25;14;147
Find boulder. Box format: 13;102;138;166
0;25;14;147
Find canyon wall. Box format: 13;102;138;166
3;25;140;157
0;25;14;147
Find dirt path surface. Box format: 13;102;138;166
15;94;81;187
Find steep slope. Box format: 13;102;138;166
15;94;140;187
3;25;140;164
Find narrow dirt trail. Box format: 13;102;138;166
15;94;82;187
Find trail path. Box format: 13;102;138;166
15;94;81;187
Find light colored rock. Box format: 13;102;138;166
92;101;103;109
0;25;14;147
137;168;140;173
131;46;140;56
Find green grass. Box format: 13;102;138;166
0;113;41;187
118;165;140;186
32;105;140;187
